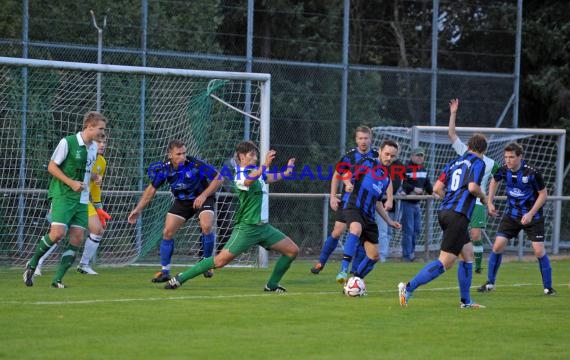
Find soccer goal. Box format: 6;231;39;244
0;56;271;268
371;125;566;257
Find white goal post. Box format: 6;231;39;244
0;56;271;268
372;125;566;255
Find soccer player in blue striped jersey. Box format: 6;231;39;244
448;99;500;273
310;126;382;275
335;156;401;285
127;140;224;282
478;142;555;295
398;133;488;308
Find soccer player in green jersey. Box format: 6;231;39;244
23;111;107;288
164;141;299;292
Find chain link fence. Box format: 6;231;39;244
3;0;566;264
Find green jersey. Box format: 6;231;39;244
48;133;98;204
233;167;269;224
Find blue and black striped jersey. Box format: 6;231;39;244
150;155;218;201
494;160;546;220
438;152;485;219
336;147;379;178
336;147;379;202
343;157;390;221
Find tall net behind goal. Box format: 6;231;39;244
371;126;565;257
0;57;269;268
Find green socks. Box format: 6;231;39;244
266;255;295;289
178;256;215;283
176;254;295;289
53;244;79;283
29;235;55;269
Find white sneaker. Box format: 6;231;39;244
77;264;98;275
398;282;408;307
33;267;42;277
460;302;486;309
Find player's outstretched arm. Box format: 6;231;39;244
127;184;157;224
243;150;276;186
267;158;296;184
448;98;459;143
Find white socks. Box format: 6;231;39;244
80;234;102;265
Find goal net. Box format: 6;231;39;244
371;126;565;257
0;57;270;268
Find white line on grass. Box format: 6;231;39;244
2;283;546;306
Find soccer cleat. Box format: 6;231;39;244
77;264;98;275
398;282;408;306
544;288;556;296
151;271;171;283
460;302;486;309
203;269;214;278
264;284;287;293
477;281;495;293
23;264;34;287
310;262;324;274
164;276;181;290
474;267;483;274
336;271;348;285
33;267;42;277
51;281;66;289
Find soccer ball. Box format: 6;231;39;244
343;276;366;297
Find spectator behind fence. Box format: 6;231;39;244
399;147;433;262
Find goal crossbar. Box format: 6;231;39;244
0;56;272;268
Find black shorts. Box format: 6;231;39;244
168;197;215;221
437;209;470;256
343;208;379;244
497;216;545;242
334;201;346;223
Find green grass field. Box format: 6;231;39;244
1;259;569;360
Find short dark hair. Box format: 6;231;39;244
167;139;185;152
380;139;399;150
235;141;259;156
467;133;488;154
504;142;524;156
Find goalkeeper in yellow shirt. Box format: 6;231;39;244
76;135;111;274
34;135;111;276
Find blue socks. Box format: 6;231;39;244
351;245;366;274
340;233;359;273
355;256;378;279
457;260;473;304
486;252;552;290
319;235;340;265
487;251;502;284
407;259;445;292
160;239;174;275
201;233;215;258
538;254;552;289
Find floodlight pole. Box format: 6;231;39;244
90;10;108;112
